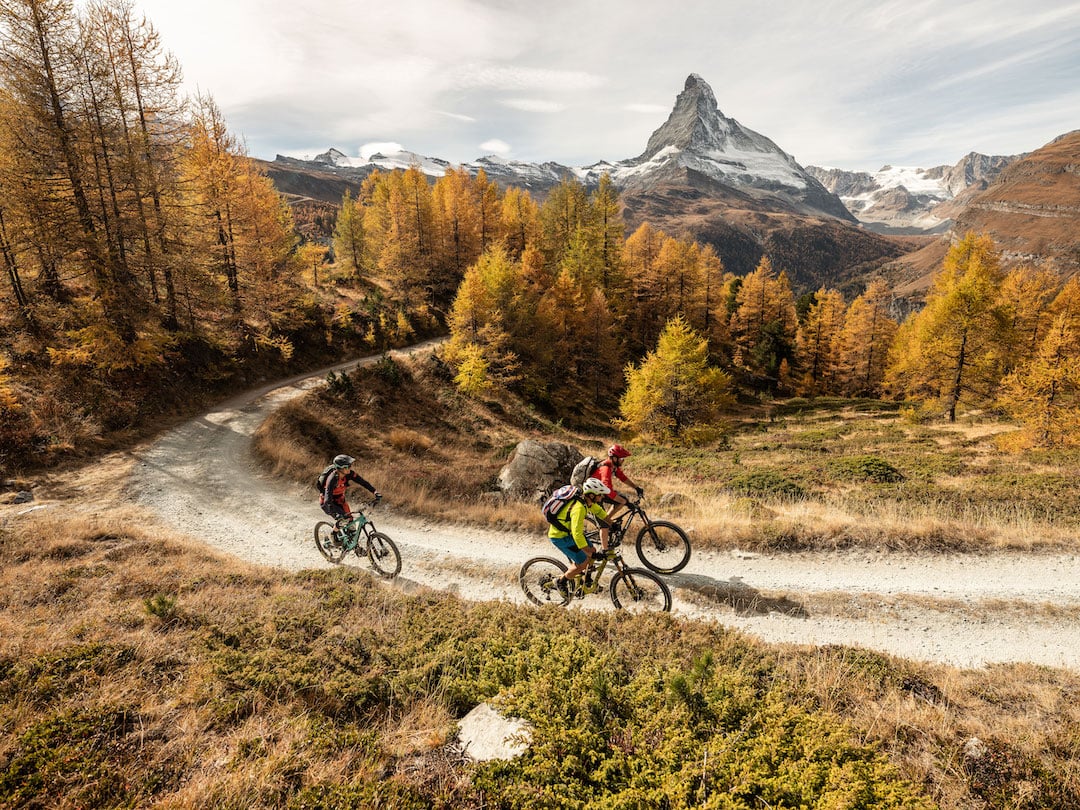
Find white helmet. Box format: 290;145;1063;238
581;478;610;496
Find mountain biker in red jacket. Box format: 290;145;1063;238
320;454;380;527
591;444;643;523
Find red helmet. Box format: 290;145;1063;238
608;444;631;459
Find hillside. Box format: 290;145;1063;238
618;174;923;292
6;350;1080;807
892;131;1080;297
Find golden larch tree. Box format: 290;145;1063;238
618;314;734;442
729;256;798;384
796;286;847;395
884;232;1010;421
835;279;897;397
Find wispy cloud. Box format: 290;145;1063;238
624;103;669;114
438;111;477;123
453;63;606;92
501;99;565;113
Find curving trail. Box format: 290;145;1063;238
129;345;1080;671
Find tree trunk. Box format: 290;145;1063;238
947;330;968;423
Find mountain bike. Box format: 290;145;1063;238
314;505;401;579
519;537;672;613
586;497;691;575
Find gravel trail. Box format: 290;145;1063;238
128;346;1080;671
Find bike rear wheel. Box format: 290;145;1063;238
609;567;672;613
366;531;401;579
520;557;571;607
635;520;691;574
314;521;348;563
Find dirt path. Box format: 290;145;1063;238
126;346;1080;671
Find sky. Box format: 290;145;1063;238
131;0;1080;172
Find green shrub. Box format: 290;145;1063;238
325;370;355;399
727;470;806;499
830;455;905;484
144;593;179;623
375;353;403;384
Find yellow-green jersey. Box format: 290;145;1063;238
548;498;608;549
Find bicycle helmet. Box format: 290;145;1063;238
608;444;631;459
333;454;355;468
581;477;610;496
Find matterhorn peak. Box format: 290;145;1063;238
641;73;789;165
641;74;731;160
617;74;854;221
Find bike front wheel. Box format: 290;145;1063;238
365;531;401;579
314;521;347;563
520;556;571;607
609;567;672;613
635;520;691;574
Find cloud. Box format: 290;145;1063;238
360;142;405;159
453;63;606;91
501;99;565;113
135;0;1080;169
479;139;511;156
438;111;477;123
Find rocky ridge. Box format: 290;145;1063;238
891;130;1080;295
807;153;1021;234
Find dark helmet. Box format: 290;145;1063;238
608;444;631;459
333;454;355;468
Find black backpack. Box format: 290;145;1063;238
314;464;337;495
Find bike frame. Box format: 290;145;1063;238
567;545;635;597
339;511;374;548
598;500;646;545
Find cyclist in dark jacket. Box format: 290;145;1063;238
320;454;380;526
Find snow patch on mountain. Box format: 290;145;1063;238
304;146;451;177
807;152;1020;234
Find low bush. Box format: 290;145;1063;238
831;455;905;483
726;469;806;499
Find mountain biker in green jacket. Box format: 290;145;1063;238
548;477;611;598
320;454;380;527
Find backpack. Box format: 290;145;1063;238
314;464;337;495
541;484;582;534
569;455;600;487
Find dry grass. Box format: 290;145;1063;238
252;356;1080;558
3;506;1080;808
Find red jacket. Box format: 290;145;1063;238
593;458;630;491
321;468;376;513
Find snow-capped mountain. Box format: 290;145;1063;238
603;74;854;221
276;74;852;221
807;153;1020;234
308;146;452;177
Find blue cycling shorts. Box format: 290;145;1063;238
550;534;589;565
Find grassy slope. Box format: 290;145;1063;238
5;355;1080;807
5;507;1079;809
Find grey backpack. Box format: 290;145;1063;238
569;455;600;487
